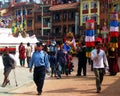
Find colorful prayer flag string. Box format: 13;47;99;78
85;19;95;57
110;12;119;48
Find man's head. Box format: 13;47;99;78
95;42;102;50
27;42;30;46
36;42;43;51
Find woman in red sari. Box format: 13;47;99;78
19;42;26;67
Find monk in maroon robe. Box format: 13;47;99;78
108;47;119;76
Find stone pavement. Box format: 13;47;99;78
0;57;120;96
0;66;33;95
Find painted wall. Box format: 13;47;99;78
80;0;100;26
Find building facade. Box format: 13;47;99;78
80;0;100;37
1;0;120;41
49;0;80;40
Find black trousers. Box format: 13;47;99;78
77;60;87;76
33;66;45;93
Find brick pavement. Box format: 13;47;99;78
0;57;120;96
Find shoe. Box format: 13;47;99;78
2;83;6;87
57;76;61;79
96;87;101;93
6;80;10;85
76;74;81;76
37;92;41;95
96;90;100;93
1;80;10;87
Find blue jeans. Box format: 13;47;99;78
57;62;62;78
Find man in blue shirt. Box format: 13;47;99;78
29;42;50;95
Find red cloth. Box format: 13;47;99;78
66;54;72;69
108;48;119;73
110;32;119;37
85;42;95;47
19;45;26;59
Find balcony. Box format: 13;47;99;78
43;12;51;16
27;26;32;31
43;24;49;27
82;10;89;14
91;8;97;13
35;23;42;29
26;14;33;18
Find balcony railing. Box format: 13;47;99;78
82;10;89;14
91;8;97;13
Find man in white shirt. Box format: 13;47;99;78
91;42;109;93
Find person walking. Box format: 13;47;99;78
29;42;50;95
108;47;119;76
56;44;66;79
2;47;17;87
76;43;87;76
49;52;57;77
91;42;109;93
26;42;32;68
18;42;26;67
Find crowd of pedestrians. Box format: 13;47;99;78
1;40;120;95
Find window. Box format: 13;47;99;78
63;12;67;20
53;13;60;21
114;4;119;12
43;7;50;13
43;18;50;25
27;9;32;14
91;14;97;22
55;26;61;36
27;20;32;26
36;15;41;22
68;11;75;20
83;3;88;10
36;29;41;36
23;9;26;15
91;2;97;9
43;29;50;36
82;15;89;23
17;10;21;16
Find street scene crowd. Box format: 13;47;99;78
1;34;120;95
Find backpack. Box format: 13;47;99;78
49;45;55;52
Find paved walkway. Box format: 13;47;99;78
0;57;120;96
0;66;33;93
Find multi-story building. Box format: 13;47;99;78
40;0;52;40
49;0;80;40
80;0;100;36
99;0;120;29
1;0;120;41
108;0;120;18
1;0;51;40
9;2;40;37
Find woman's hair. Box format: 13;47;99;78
3;47;9;54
